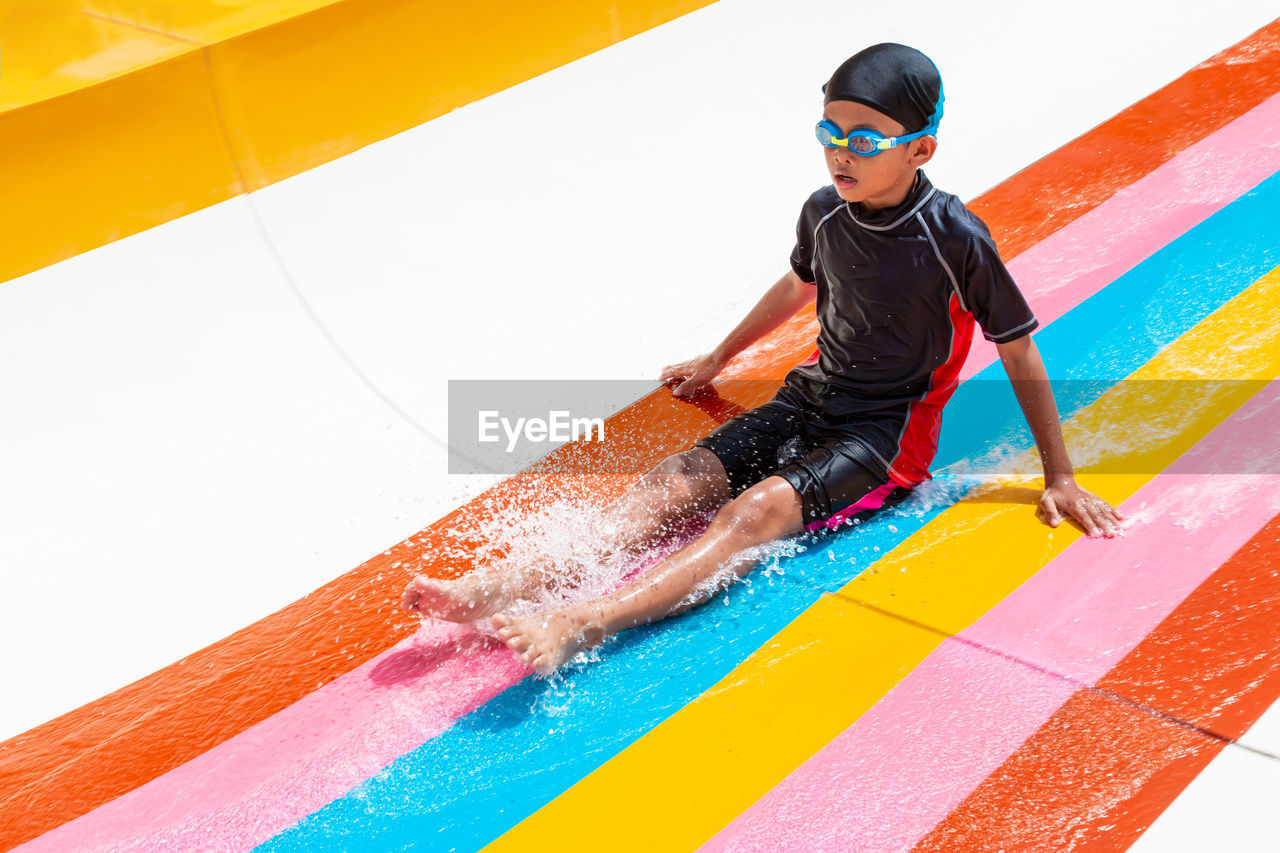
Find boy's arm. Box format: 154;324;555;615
996;334;1123;538
661;270;815;397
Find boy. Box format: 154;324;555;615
402;43;1121;675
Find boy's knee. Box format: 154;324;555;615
719;478;801;535
654;448;725;495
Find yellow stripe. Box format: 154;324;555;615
485;264;1280;852
0;0;718;285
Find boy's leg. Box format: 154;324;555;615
401;447;733;621
491;434;906;674
492;475;804;674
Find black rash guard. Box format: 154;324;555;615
785;171;1038;486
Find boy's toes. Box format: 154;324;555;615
530;654;553;675
400;577;427;610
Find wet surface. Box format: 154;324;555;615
9;11;1280;853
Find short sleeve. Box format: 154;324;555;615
790;211;816;283
789;187;841;284
960;219;1038;343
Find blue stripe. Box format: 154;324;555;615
257;170;1280;852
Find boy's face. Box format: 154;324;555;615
821;99;936;210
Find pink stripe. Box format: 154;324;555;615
701;387;1280;851
29;94;1280;853
959;93;1280;380
962;390;1280;682
703;639;1078;853
806;482;898;532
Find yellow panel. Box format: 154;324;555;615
487;265;1280;851
1;0;718;284
207;0;718;190
0;51;240;285
0;1;191;109
82;0;342;44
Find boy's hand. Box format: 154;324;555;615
661;353;725;398
1040;476;1124;538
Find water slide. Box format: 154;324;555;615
4;0;1280;849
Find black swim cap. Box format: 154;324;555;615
822;43;944;135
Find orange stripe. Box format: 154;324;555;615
912;689;1220;852
3;21;1279;852
1097;515;1280;740
911;512;1280;851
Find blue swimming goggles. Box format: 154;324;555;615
814;119;933;156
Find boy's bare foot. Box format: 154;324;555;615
491;605;606;675
401;571;516;622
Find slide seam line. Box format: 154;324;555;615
830;589;1280;762
192;42;499;472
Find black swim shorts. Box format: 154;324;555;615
694;385;911;531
